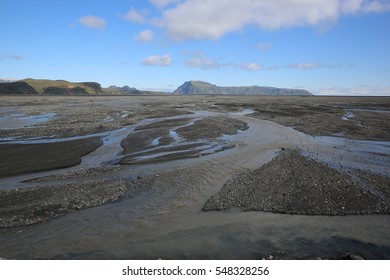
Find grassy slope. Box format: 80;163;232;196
21;79;101;94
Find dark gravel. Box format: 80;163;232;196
176;116;249;141
203;149;390;215
0;177;153;228
120;128;174;154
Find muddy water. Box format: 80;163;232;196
1;110;390;259
305;136;390;176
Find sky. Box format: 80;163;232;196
1;0;390;95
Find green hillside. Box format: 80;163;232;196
0;79;103;95
20;79;103;94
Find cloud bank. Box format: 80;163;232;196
157;0;390;39
314;85;390;96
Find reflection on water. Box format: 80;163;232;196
0;111;57;129
342;111;355;121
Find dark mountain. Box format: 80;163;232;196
0;79;103;94
0;81;38;94
173;81;312;96
0;79;163;95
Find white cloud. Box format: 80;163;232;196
257;43;273;51
288;62;321;69
183;51;231;69
125;9;146;23
135;29;154;42
241;62;262;71
78;15;106;29
142;54;172;66
159;0;390;40
183;51;268;71
150;0;182;7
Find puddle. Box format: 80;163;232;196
342;111;355;121
229;108;255;116
151;137;161;146
169;130;181;141
0;112;57;129
102;117;114;123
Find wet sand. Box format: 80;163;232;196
0;95;389;259
0;137;102;177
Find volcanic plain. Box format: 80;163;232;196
0;95;389;259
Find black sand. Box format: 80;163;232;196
0;177;153;228
0;137;103;177
203;149;390;215
176;116;249;141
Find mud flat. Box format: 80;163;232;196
0;95;389;259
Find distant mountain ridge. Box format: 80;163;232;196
0;79;17;83
174;81;312;96
0;78;165;95
1;78;313;96
103;85;141;95
0;78;104;95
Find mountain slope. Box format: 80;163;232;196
174;81;312;96
0;81;38;94
0;79;103;94
103;85;141;95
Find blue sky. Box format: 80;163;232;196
1;0;390;95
